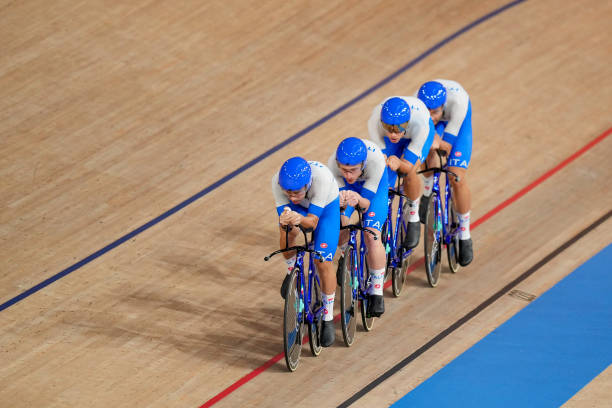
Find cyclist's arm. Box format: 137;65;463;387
299;213;319;230
395;158;416;175
355;195;371;212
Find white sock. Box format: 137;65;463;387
458;212;471;239
404;198;421;222
284;255;296;274
369;268;385;296
322;292;335;321
423;176;434;197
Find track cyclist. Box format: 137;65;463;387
367;96;435;251
416;79;473;266
272;157;341;347
327;137;389;318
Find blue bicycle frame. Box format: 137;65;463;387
291;237;323;329
429;162;459;248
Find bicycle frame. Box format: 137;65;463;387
384;175;412;270
426;153;460;247
343;209;375;301
293;238;323;327
265;227;324;327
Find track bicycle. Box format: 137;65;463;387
417;149;461;287
381;174;414;297
337;206;379;347
264;225;324;372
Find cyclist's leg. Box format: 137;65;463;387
402;119;435;248
446;101;473;266
362;174;389;317
420;122;447;222
279;204;306;299
313;197;341;346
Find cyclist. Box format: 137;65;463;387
327;137;388;318
271;157;341;347
416;79;473;266
367;96;435;250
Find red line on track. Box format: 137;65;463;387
200;127;611;408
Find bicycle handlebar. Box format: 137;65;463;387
417;166;460;182
340;223;378;240
265;224;323;261
264;245;323;261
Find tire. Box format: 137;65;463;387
308;273;323;356
283;268;303;371
424;192;442;287
381;219;392;282
446;195;460;273
392;220;411;297
360;257;375;331
339;246;357;347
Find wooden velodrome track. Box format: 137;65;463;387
1;0;611;406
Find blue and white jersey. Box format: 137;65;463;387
421;79;470;144
271;161;339;217
367;96;432;164
327;139;386;202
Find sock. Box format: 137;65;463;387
423;175;434;197
369;268;385;296
458;211;471;239
322;292;335;321
404;198;420;222
284;255;296;274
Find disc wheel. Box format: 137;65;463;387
446;195;460;273
308;273;323;356
339;246;357;347
424;192;442;287
283;268;303;371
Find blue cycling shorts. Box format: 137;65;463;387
437;101;473;169
285;197;340;262
385;118;435;186
341;168;389;232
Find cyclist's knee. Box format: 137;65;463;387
449;167;467;188
315;259;333;273
364;228;381;245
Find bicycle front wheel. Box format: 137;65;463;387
446;194;460;273
424;192;442;287
339;246;357;347
283;268;303;372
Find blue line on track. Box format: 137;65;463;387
392;244;612;408
0;0;527;313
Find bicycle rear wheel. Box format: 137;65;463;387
392;221;411;297
446;195;460;273
283;268;303;371
339;246;357;347
308;272;323;356
424;192;442;287
360;258;375;331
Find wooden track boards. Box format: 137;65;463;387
1;0;610;406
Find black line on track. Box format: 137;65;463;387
337;209;612;407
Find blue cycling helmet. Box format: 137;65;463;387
417;81;447;109
278;157;312;191
381;97;410;125
336;137;367;166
